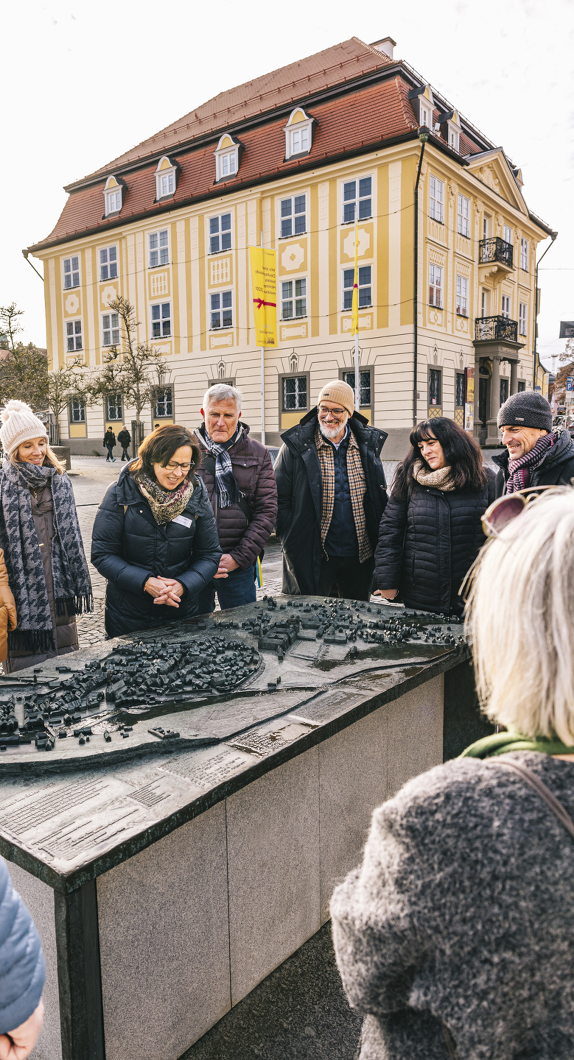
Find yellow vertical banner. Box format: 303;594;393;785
351;219;359;336
249;246;277;348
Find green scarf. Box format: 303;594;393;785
461;732;574;759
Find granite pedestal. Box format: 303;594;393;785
0;595;479;1060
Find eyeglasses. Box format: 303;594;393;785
318;405;347;419
481;486;557;537
164;461;194;472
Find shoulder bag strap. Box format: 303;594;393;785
491;758;574;841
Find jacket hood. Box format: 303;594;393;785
114;462;208;512
491;426;574;472
281;408;387;456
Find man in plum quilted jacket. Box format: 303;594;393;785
194;384;277;614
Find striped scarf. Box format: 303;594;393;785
196;424;243;508
505;432;556;494
315;426;372;563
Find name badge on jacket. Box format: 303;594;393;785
173;514;192;528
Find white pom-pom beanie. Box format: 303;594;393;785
0;400;48;456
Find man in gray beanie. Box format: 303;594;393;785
493;391;574;496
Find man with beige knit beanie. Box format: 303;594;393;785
275;380;388;599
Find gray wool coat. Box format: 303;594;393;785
330;751;574;1060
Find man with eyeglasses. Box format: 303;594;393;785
194;384;277;614
275;380;388;600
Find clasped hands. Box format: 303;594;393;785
144;576;185;607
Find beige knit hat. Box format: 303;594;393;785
0;400;48;455
317;379;356;417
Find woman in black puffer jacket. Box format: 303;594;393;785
92;424;221;638
373;417;495;615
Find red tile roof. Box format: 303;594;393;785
31;76;421;251
68;37;391;188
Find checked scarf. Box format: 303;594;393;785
133;472;194;525
505;431;557;493
315;426;372;563
196;424;243;508
0;460;93;653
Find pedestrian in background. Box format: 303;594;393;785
373;417;495;615
0;401;92;673
194;384;277;614
103;427;116;462
493;391;574;496
0;857;46;1059
92;424;221;638
332;486;574;1060
275;380;387;600
117;425;131;462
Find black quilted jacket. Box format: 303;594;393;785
373;471;496;615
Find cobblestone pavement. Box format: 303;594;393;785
70;456;284;648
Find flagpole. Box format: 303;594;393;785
353;218;360;411
260;229;266;446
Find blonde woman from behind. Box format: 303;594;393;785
331;486;574;1060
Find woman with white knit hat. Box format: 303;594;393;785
0;400;92;672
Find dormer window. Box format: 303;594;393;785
438;110;461;153
103;175;124;216
408;85;435;129
214;134;242;183
155;156;178;201
284;108;314;160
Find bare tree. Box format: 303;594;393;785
0;303;25;353
46;362;86;445
89;297;166;446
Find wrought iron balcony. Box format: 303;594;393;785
475;315;518;343
479;237;514;269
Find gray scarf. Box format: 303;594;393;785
196;424;243;508
0;460;93;653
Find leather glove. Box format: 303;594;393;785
0;548;17;663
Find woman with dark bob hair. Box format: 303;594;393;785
373;416;495;615
91;424;221;638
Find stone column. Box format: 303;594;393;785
486;356;501;445
473;353;482;441
510;360;518;395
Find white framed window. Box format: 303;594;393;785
106;393;122;420
483;214;492;239
149;229;169;268
481;289;489;317
343;265;372;311
99;246;118;281
429;177;444;223
520;238;529;271
69;397;85;423
456;276;468;317
503;224;512;245
342;177;372;224
209;213;232;254
282;375;307;410
66;319;82;351
151;302;171;338
214;134;241;181
103;175;123;216
281;278;306;319
429;264;443;308
457;194;470;237
284;108;314;159
501;294;511;319
155;156;177;200
420;102;432;127
63;256;80;289
280;195;306;238
210;291;232;329
449;128;459;152
519;302;527;336
408;85;435;129
102;312;120;347
155;387;173;418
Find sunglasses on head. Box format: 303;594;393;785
481;486;557;537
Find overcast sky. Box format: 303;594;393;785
3;0;572;370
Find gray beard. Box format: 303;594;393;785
319;419;348;442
